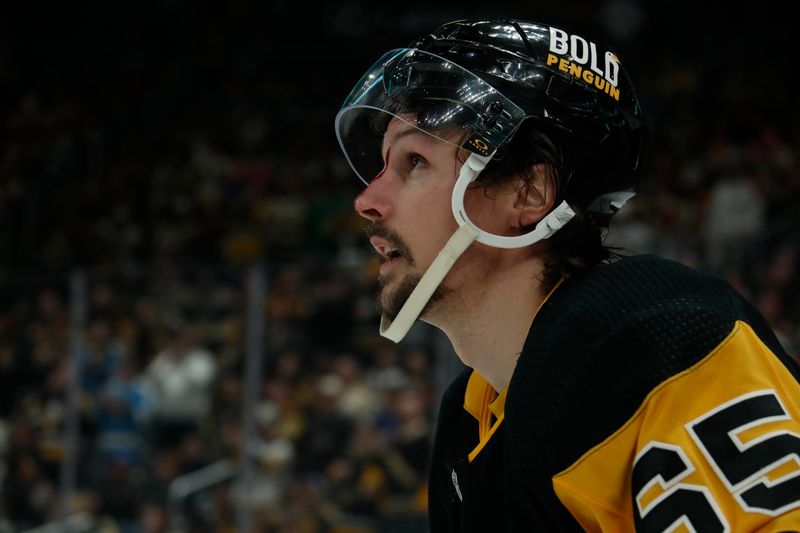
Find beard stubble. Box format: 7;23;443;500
378;270;449;321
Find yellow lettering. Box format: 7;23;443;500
594;77;606;91
548;53;621;102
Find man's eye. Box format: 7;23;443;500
410;154;427;169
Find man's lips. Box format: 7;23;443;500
369;236;403;260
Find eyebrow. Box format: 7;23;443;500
381;127;432;158
391;127;428;143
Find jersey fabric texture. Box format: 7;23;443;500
427;254;800;532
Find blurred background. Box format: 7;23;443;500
1;1;798;532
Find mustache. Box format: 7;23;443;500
364;222;414;264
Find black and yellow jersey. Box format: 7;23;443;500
428;254;800;532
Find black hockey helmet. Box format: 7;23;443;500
336;19;647;226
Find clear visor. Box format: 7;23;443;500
335;49;527;185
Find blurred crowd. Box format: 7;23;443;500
1;257;437;532
1;1;799;532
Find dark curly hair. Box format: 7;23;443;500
475;120;619;291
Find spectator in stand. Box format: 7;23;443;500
145;322;217;450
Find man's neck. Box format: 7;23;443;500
429;256;548;393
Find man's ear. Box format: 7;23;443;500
512;163;556;229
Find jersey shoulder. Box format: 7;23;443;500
506;254;796;472
505;256;800;530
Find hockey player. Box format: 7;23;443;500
335;19;800;531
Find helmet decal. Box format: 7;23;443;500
547;27;621;101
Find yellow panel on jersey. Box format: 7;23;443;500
464;371;509;463
552;320;800;532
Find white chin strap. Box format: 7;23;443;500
379;152;576;343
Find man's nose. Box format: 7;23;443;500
354;170;393;222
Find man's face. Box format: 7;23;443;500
353;117;495;321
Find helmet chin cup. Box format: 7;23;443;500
451;153;576;249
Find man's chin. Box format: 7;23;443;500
377;273;449;322
378;274;421;321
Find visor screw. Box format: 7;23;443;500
489;101;503;114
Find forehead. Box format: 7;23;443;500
382;114;463;153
